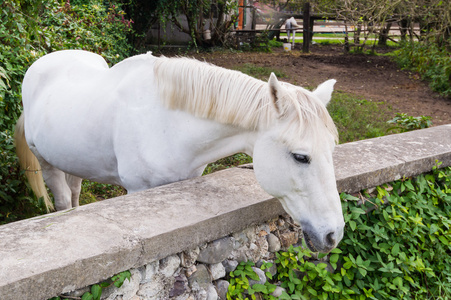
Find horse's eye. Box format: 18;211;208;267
292;153;311;164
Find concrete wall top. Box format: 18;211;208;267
0;124;450;300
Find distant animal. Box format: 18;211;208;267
15;50;344;253
285;17;301;47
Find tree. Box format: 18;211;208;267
136;0;239;47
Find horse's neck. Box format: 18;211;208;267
186;120;258;171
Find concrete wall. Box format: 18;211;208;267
0;125;450;300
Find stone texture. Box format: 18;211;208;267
141;260;159;283
197;237;234;264
334;125;451;193
169;274;188;298
180;247;200;268
160;255;181;277
248;267;266;286
271;286;286;297
1;125;450;300
105;269;141;300
215;280;229;300
209;263;226;281
206;284;218;300
222;260;239;274
187;264;211;290
267;233;281;253
137;275;168;299
279;232;298;249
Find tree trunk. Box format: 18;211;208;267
378;22;392;46
302;2;310;53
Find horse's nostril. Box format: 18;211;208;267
326;231;336;246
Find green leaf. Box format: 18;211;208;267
307;286;318;296
343;261;353;269
251;284;267;293
349;220;357;231
265;271;273;280
330;253;339;264
280;291;292;300
439;236;449;245
91;284;102;300
391;243;400;256
81;293;94;300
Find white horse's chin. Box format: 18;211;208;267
278;197;344;253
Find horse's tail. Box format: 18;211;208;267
14;113;54;212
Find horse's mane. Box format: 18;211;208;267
154;56;338;147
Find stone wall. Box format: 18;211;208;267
0;125;450;300
67;214;301;300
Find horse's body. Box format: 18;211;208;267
16;50;344;253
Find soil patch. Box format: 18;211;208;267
186;44;450;126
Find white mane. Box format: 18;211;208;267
154;56;338;145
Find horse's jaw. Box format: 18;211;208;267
277;193;345;253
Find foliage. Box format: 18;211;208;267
227;261;277;300
79;181;126;205
48;270;131;300
387;113;432;133
149;0;238;48
0;130;48;224
0;0;134;223
227;165;451;299
393;42;451;97
234;63;287;80
203;153;252;175
327;92;392;143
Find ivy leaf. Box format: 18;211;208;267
438;236;448;245
81;293;93;300
307;286;318;296
251;284;267;293
349;220;357;231
91;284;102;300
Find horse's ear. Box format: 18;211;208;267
313;79;336;106
268;72;283;114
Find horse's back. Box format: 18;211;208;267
21;50;164;185
21;50;121;182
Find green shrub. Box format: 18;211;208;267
227;165;451;299
393;42;451;97
387;113;432;133
0;130;47;224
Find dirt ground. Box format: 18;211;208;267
189;44;450;126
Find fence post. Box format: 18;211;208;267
302;2;310;53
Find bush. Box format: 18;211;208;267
227;165;451;299
393;42;451;97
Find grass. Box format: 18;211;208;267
328;91;392;143
79;181;126;205
234;63;286;80
278;33;400;48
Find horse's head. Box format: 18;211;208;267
253;74;344;253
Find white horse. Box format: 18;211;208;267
285;17;301;47
15;50;344;253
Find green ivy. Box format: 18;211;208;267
387;113;432;133
49;270;131;300
227;165;451;299
393;42;451;97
